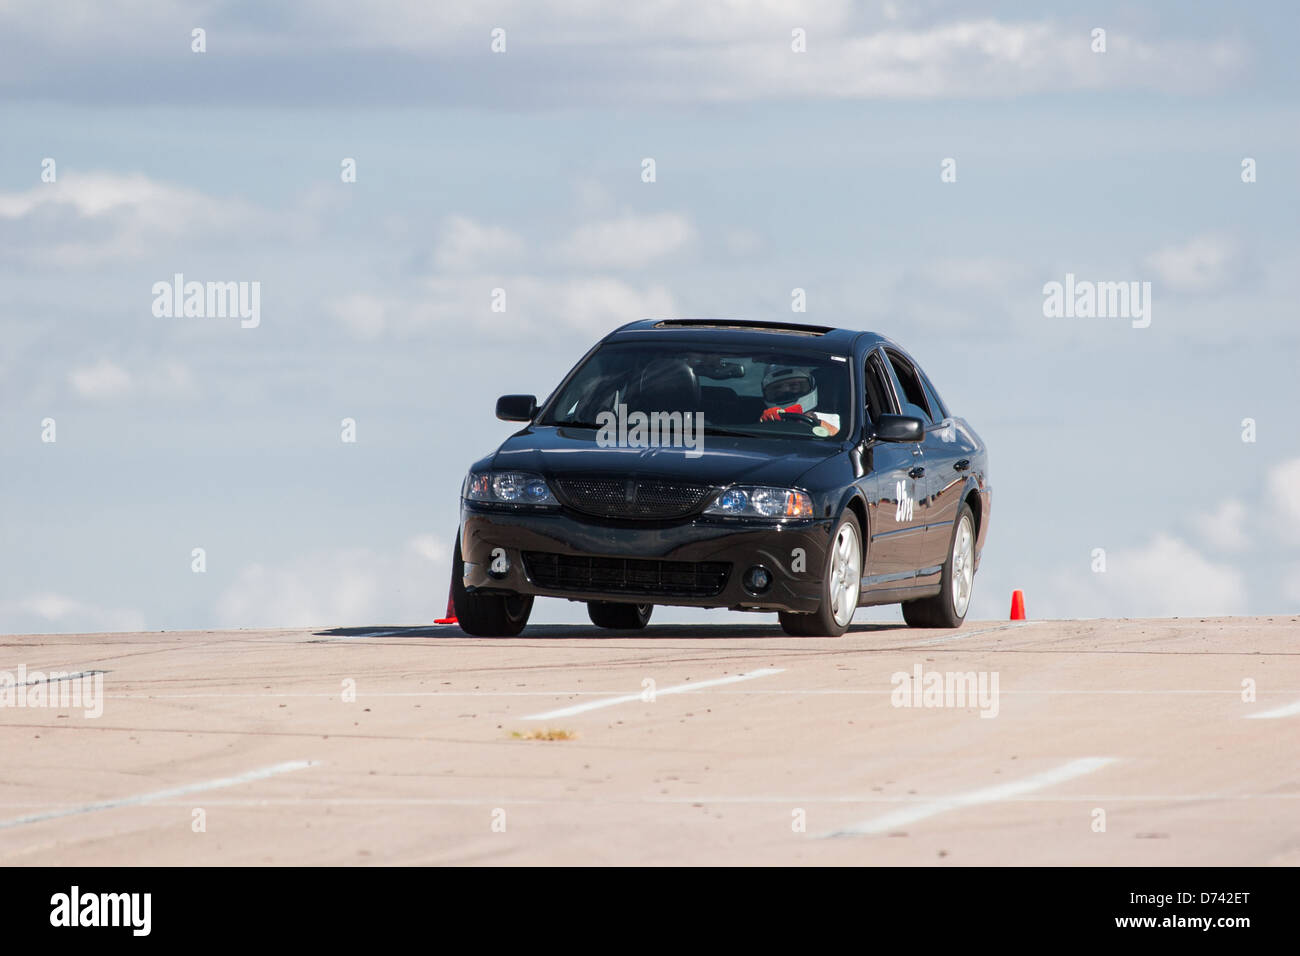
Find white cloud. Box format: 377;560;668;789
914;257;1030;294
1266;458;1300;539
215;536;448;627
855;257;1033;337
1145;235;1242;292
556;212;695;269
0;172;264;265
723;229;764;257
1198;498;1249;553
546;277;678;333
68;358;131;398
428;209;692;275
639;19;1244;101
1283;564;1300;606
0;5;1247;105
66;357;198;401
326;275;676;339
328;293;390;339
408;534;443;561
146;360;198;399
1051;534;1247;618
433;215;526;273
0;593;145;635
572;179;617;216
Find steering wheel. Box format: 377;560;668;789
777;410;821;426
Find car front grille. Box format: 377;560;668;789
551;477;714;519
521;552;731;597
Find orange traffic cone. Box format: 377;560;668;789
434;582;458;625
1009;589;1026;621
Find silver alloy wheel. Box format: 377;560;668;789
829;521;862;627
950;514;974;617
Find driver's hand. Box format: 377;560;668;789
760;404;803;422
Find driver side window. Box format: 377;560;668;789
864;352;895;423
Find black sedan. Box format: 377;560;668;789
451;319;990;636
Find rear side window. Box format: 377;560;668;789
885;351;935;424
920;372;948;422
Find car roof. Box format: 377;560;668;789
605;318;890;355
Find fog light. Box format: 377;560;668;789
743;565;772;595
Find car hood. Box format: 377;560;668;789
491;425;839;489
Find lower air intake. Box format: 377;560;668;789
522;552;731;597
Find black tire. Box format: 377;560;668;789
587;601;653;630
902;501;976;629
779;510;863;637
450;535;533;637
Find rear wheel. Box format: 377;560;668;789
779;510;862;637
587;601;653;629
902;502;975;629
450;535;533;636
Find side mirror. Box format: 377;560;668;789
872;414;925;443
495;394;537;422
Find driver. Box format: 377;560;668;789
758;365;840;436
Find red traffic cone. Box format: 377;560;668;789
434;582;458;625
1009;589;1026;621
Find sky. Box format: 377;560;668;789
1;0;1298;634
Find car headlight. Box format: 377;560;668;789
704;486;813;518
464;471;558;506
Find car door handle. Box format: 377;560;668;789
954;459;970;472
908;466;925;479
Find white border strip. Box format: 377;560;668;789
0;760;317;831
522;668;784;720
823;756;1116;837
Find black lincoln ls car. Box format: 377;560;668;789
451;319;990;637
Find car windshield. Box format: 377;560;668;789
539;343;852;441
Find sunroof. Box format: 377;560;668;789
652;319;832;336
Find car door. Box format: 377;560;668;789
862;348;927;585
917;365;967;579
884;349;963;579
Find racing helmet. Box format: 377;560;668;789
761;364;817;411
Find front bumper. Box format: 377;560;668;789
460;503;835;613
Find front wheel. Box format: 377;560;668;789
587;602;653;630
450;535;533;636
779;510;862;637
902;502;976;629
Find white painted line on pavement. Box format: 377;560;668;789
823;756;1117;837
316;628;446;640
6;789;1297;811
100;686;1298;700
1245;699;1300;719
522;668;785;720
717;688;1290;696
0;760;318;831
106;690;624;699
908;620;1038;646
